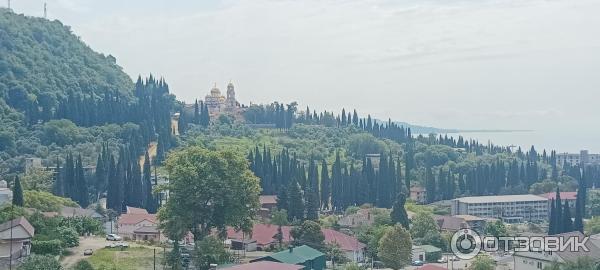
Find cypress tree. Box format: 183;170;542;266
287;180;305;222
562;201;573;233
193;99;200;124
404;142;414;190
390;192;410;230
320;160;330;210
548;198;556;235
52;156;63;196
95;153;105;201
12;176;24;207
75;155;89;207
276;185;289;212
554;188;562;234
574;174;586;233
305;187;319;221
143;151;157;213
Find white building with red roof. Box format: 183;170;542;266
117;213;160;241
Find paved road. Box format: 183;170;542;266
60;236;108;269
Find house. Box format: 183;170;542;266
59;206;103;219
452;215;492;234
258;195;278;219
0;180;13;206
0;217;34;267
513;231;600;270
126;206;149;215
412;245;442;263
410;186;427;204
434;215;469;233
219;261;304;270
230;239;258;252
338;208;375;228
250;245;326;270
132;226;162;242
259;196;278;210
539;192;577;208
117;213;160;240
226;224;292;251
227;224;365;261
322;229;366;262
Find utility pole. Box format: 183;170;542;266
7;0;10;11
9;203;13;270
43;2;47;19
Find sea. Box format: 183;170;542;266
437;131;600;154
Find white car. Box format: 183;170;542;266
106;234;122;241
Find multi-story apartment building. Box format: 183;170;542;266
556;150;600;166
451;194;549;223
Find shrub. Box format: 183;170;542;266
73;260;94;270
57;226;79;248
31;239;63;255
17;255;61;270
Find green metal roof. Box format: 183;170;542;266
267;245;324;264
419;245;442;253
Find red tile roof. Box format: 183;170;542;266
322;228;366;252
221;261;304;270
418;265;448;270
227;224;292;246
118;214;157;225
540;192;577;200
227;224;365;251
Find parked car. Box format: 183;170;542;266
106;234;122;241
84;249;93;256
438;257;448;263
411;260;424;266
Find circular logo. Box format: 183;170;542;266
451;228;482;260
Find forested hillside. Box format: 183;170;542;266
0;9;176;212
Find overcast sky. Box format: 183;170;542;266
9;0;600;136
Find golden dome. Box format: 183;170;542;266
210;83;221;96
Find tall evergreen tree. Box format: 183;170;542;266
52;156;63;196
94;153;105;201
320;160;330;210
305;187;319;221
548;198;556;235
574;173;586;233
554;188;563;235
390;192;410;230
12;176;24;207
143;152;157;213
562;201;573;233
75;155;89;207
287;180;305;222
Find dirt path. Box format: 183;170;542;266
61;236;109;269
